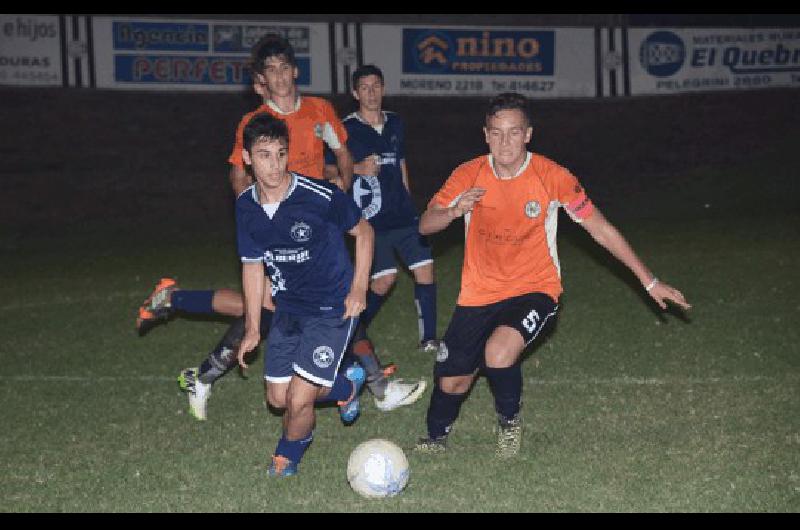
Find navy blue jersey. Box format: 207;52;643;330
325;111;419;232
236;173;363;318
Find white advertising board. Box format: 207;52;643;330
0;14;62;86
629;27;800;94
361;24;596;97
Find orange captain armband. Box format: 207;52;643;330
565;190;595;222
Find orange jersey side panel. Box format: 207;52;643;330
430;153;594;306
228;96;347;180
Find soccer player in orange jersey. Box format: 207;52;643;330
414;93;691;457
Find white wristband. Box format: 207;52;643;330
645;277;659;292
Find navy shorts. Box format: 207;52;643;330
372;225;433;280
263;311;358;388
434;292;559;378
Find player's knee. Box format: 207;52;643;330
285;392;313;416
484;343;521;368
371;274;396;295
413;263;435;284
266;386;287;409
438;375;473;395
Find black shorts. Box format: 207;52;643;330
434;292;558;378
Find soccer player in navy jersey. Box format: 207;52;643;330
234;112;373;477
134;36;399;421
325;65;438;408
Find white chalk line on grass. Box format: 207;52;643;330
0;374;794;385
0;375;175;382
0;291;143;312
526;374;798;386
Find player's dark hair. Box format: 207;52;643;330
352;64;384;88
243;113;290;153
250;33;296;73
485;92;531;126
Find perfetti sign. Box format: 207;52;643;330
92;17;328;92
363;24;595;97
629;27;800;94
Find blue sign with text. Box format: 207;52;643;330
402;28;555;76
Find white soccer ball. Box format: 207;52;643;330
347;438;409;498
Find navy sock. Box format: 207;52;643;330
414;282;437;342
171;290;214;315
359;290;386;330
484;364;523;420
274;431;314;464
426;385;466;439
316;371;353;404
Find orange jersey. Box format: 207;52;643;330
430;152;595;306
228;96;347;180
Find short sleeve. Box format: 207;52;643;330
227;113;251;169
236;198;265;262
321;101;348;150
550;164;595;223
329;188;363;232
429;158;485;210
394;114;406;161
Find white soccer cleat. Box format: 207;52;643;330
419;339;440;354
187;377;211;421
374;378;428;412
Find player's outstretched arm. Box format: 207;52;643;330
419;187;486;236
343;218;374;319
237;262;265;368
580;208;691;311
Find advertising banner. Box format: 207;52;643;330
0;14;62;86
629;27;800;94
362;24;596;97
91;17;331;92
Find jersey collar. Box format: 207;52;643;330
250;172;298;205
266;96;302;115
348;110;387;132
488;152;531;180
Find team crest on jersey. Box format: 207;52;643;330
436;341;449;363
314;123;324;139
524;200;541;219
352;175;383;219
313;346;335;368
290;221;312;242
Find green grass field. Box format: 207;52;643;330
1;197;798;512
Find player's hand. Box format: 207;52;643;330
343;288;367;320
453;187;486;217
237;330;260;369
355;155;380;176
648;281;691;311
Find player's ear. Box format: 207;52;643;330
483;126;490;144
352;89;360;101
292;65;299;80
525;126;533;144
242;149;252;166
